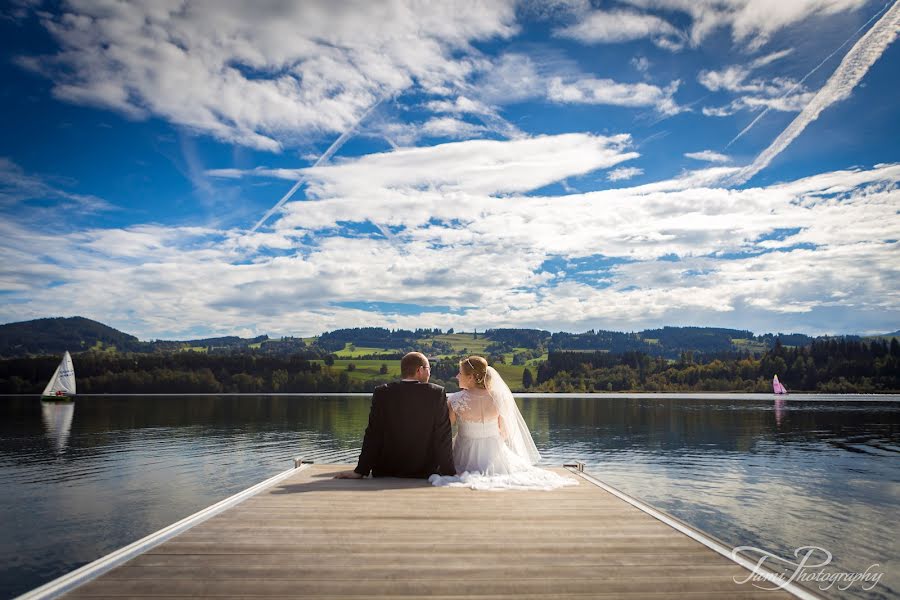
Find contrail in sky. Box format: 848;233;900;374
726;1;894;148
249;97;385;233
728;0;900;186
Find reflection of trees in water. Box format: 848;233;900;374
66;396;373;445
3;396;897;464
527;397;900;454
0;397;373;463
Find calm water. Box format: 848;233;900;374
1;394;898;599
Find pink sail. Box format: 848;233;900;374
773;375;787;395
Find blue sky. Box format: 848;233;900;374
1;0;898;339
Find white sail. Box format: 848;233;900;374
42;351;76;396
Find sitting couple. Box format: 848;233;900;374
335;352;576;490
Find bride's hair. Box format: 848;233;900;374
460;355;490;389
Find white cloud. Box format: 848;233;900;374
684;150;731;163
698;49;815;116
20;1;518;151
420;117;489;139
698;66;752;93
548;77;683;115
292;133;639;200
608;167;644;181
468;52;684;118
622;0;868;50
736;92;817;112
474;53;549;105
751;49;795;69
702;105;736;117
6;156;896;338
631;56;651;74
421;96;523;140
371;116;490;145
554;9;685;50
424;96;494;116
209;133;640;208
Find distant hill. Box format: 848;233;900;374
484;326;812;359
0;317;299;358
152;334;269;351
0;316;148;357
0;317;845;360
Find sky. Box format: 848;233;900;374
0;0;898;340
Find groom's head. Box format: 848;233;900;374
401;352;430;383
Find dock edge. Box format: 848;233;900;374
564;464;826;600
15;459;313;600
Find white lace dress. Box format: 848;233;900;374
429;389;578;491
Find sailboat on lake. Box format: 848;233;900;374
772;374;787;395
41;351;76;401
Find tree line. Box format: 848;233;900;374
529;338;900;393
2;337;897;394
1;352;359;394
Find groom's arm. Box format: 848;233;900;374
353;389;384;477
432;389;455;476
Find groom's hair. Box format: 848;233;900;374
400;352;429;378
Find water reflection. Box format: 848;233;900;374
0;394;898;600
40;401;74;454
774;397;786;427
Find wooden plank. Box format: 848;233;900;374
61;464;803;599
101;564;753;580
67;576;790;596
62;593;800;600
126;550;729;568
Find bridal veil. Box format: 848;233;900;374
485;366;541;464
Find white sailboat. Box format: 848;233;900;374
41;350;76;401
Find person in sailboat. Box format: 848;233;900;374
429;355;577;491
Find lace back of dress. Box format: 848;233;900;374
453;390;498;428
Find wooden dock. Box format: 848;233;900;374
24;463;819;599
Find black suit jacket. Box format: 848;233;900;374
354;380;455;478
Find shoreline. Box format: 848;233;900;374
3;392;900;400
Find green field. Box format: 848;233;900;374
333;344;398;358
89;341;118;353
311;359;402;381
732;338;769;353
310;334;543;390
427;333;492;356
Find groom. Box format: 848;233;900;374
334;352;455;479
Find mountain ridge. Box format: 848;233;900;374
0;315;880;359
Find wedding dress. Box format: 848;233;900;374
428;367;578;491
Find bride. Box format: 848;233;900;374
429;355;577;491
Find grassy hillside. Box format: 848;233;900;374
0;316;147;357
428;333;492;355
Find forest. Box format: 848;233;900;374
2;337;897;394
531;338;900;393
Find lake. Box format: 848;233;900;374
1;393;898;599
